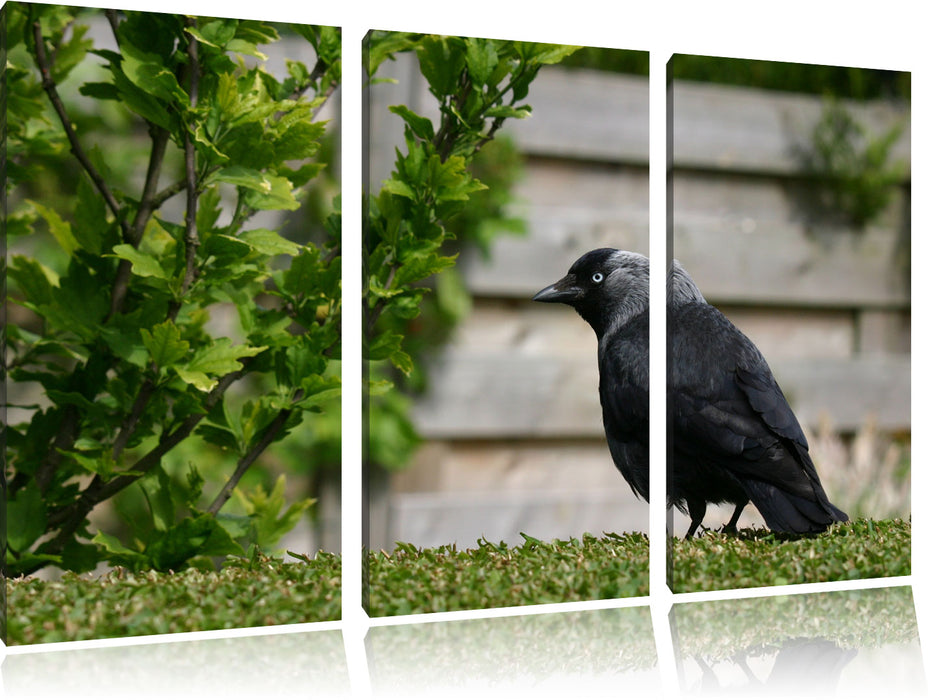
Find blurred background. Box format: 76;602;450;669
365;44;650;551
669;55;911;535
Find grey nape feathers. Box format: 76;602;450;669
534;248;847;538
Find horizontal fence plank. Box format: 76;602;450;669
460;169;908;309
396;440;621;493
409;351;910;438
671;80;910;176
502;68;649;163
672;214;910;308
452;301;857;362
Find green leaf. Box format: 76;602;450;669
395;252;458;286
141;320;190;368
417;36;464;97
212;165;276;191
486;105;532;119
240;229;301;256
28;199;79;255
234;475;315;552
73;176;108;255
8;482;47;552
175;339;267;391
121;40;187;104
368;331;414;375
211;167;301;211
382;178;417;200
9;256;58;306
388;104;435;142
111;244;169;279
466;38;499;86
147;514;243;571
59;448;115;479
92;531;148;568
243;176;301;211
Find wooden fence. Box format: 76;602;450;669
366;54;910;549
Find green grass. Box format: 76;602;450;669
365;532;650;616
670;518;911;593
7;519;909;644
6;552;341;646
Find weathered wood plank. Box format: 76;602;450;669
409;351;910;437
458;171;908;308
502;68;649;163
452;301;855;362
395;440;622;493
671;79;910;176
460;218;909;308
672;215;909;308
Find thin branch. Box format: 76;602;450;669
31;20;128;240
104;9;121;43
180;18;201;298
310;80;339;122
111;376;157;462
207;407;296;515
366;264;398;336
35;406;79;494
108;127;171;318
43;365;249;543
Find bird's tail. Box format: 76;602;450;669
745;480;848;534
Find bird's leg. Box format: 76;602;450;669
685;500;707;539
722;502;746;534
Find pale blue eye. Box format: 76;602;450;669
592;272;604;283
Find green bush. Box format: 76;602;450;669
4;4;341;577
367;533;650;615
6;550;340;644
363;33;580;472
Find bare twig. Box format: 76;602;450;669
31;20;129;240
111;376;157;462
207;407;296;515
109;127;171;317
104;8;121;43
180;18;201;298
35;406;79;494
43;365;250;544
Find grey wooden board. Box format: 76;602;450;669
461;215;908;308
383;490;648;551
459;173;908;308
409;351;910;437
450;300;856;362
395;440;623;493
671;80;910;176
672;215;909;308
501;67;649;163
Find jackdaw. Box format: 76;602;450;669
533;248;848;538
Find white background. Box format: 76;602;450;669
3;1;932;698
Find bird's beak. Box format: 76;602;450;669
532;274;582;304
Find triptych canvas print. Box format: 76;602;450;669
1;1;922;696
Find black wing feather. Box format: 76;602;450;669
671;303;847;532
598;310;650;501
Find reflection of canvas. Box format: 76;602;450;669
363;34;650;614
667;55;910;592
671;587;924;695
4;3;341;643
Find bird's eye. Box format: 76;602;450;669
591;272;604;284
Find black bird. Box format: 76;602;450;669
533;248;848;538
